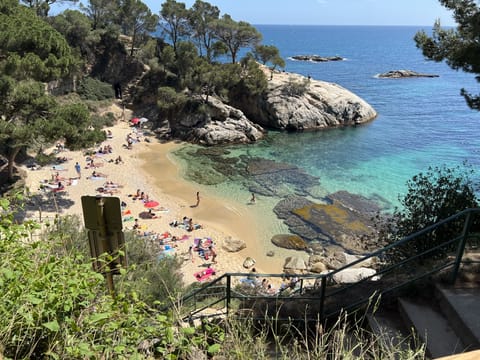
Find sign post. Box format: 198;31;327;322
81;196;126;296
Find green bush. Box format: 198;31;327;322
377;163;479;264
91;112;116;128
77;77;114;101
282;77;310;97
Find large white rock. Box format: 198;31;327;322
332;267;379;284
255;68;377;131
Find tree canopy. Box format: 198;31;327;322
414;0;480;110
212;14;262;64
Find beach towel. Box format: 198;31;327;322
52;165;65;171
158;248;175;259
123;216;134;222
89;176;106;181
194;267;216;282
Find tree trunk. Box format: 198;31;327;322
7;147;20;182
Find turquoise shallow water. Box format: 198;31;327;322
171;25;480;243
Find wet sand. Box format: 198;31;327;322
138;142;289;274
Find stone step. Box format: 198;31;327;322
435;283;480;351
366;308;412;351
398;297;466;359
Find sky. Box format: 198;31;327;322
142;0;456;27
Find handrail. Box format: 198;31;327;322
170;208;480;323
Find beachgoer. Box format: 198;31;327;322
75;162;81;178
133;219;139;229
250;193;256;203
188;245;194;263
267;284;276;295
195;191;200;207
209;245;217;263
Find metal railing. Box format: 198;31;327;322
170;208;480;323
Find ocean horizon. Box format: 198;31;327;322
167;25;479;244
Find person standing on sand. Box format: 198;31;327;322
195;191;200;207
250;193;256;203
75;162;81;179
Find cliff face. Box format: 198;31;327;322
170;96;265;146
232;70;377;131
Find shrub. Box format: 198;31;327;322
282;77;310;97
377;163;479;264
77;77;114;101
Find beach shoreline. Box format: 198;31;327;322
22;111;298;286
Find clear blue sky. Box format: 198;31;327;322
142;0;456;27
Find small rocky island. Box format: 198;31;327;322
291;55;344;62
377;69;439;78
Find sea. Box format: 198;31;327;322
170;25;480;241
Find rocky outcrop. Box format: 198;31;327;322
283;256;308;273
234;70;377;131
271;234;308;250
291;55;344;62
273;194;380;253
377;70;439;78
172;96;265;145
222;236;247;252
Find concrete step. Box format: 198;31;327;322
366;308;412;351
435;283;480;351
398;297;466;359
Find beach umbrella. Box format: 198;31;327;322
131;118;140;125
144;200;159;208
139;117;149;123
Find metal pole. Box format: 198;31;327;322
319;277;326;323
96;197;115;297
226;275;231;317
450;210;474;284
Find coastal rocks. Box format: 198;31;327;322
222;236;247;252
283;256;307;273
271;234;308;250
273;194;377;253
309;261;328;274
246;158;319;197
237;70;377;132
174;96;265;145
377;70;439;78
291;55;344;62
332;267;379;284
243;257;256;269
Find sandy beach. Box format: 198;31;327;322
22;106;295;286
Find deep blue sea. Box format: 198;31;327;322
173;25;480;238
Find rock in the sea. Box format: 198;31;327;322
271;234;308;250
273;195;376;253
222;236;247;252
250;70;377;131
291;55;344;62
243;257;256;269
377;69;439;78
283;256;307;272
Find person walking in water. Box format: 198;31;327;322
250;193;256;204
75;162;81;179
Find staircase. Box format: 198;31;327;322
169;208;480;358
368;258;480;359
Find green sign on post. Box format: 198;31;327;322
81;196;127;295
